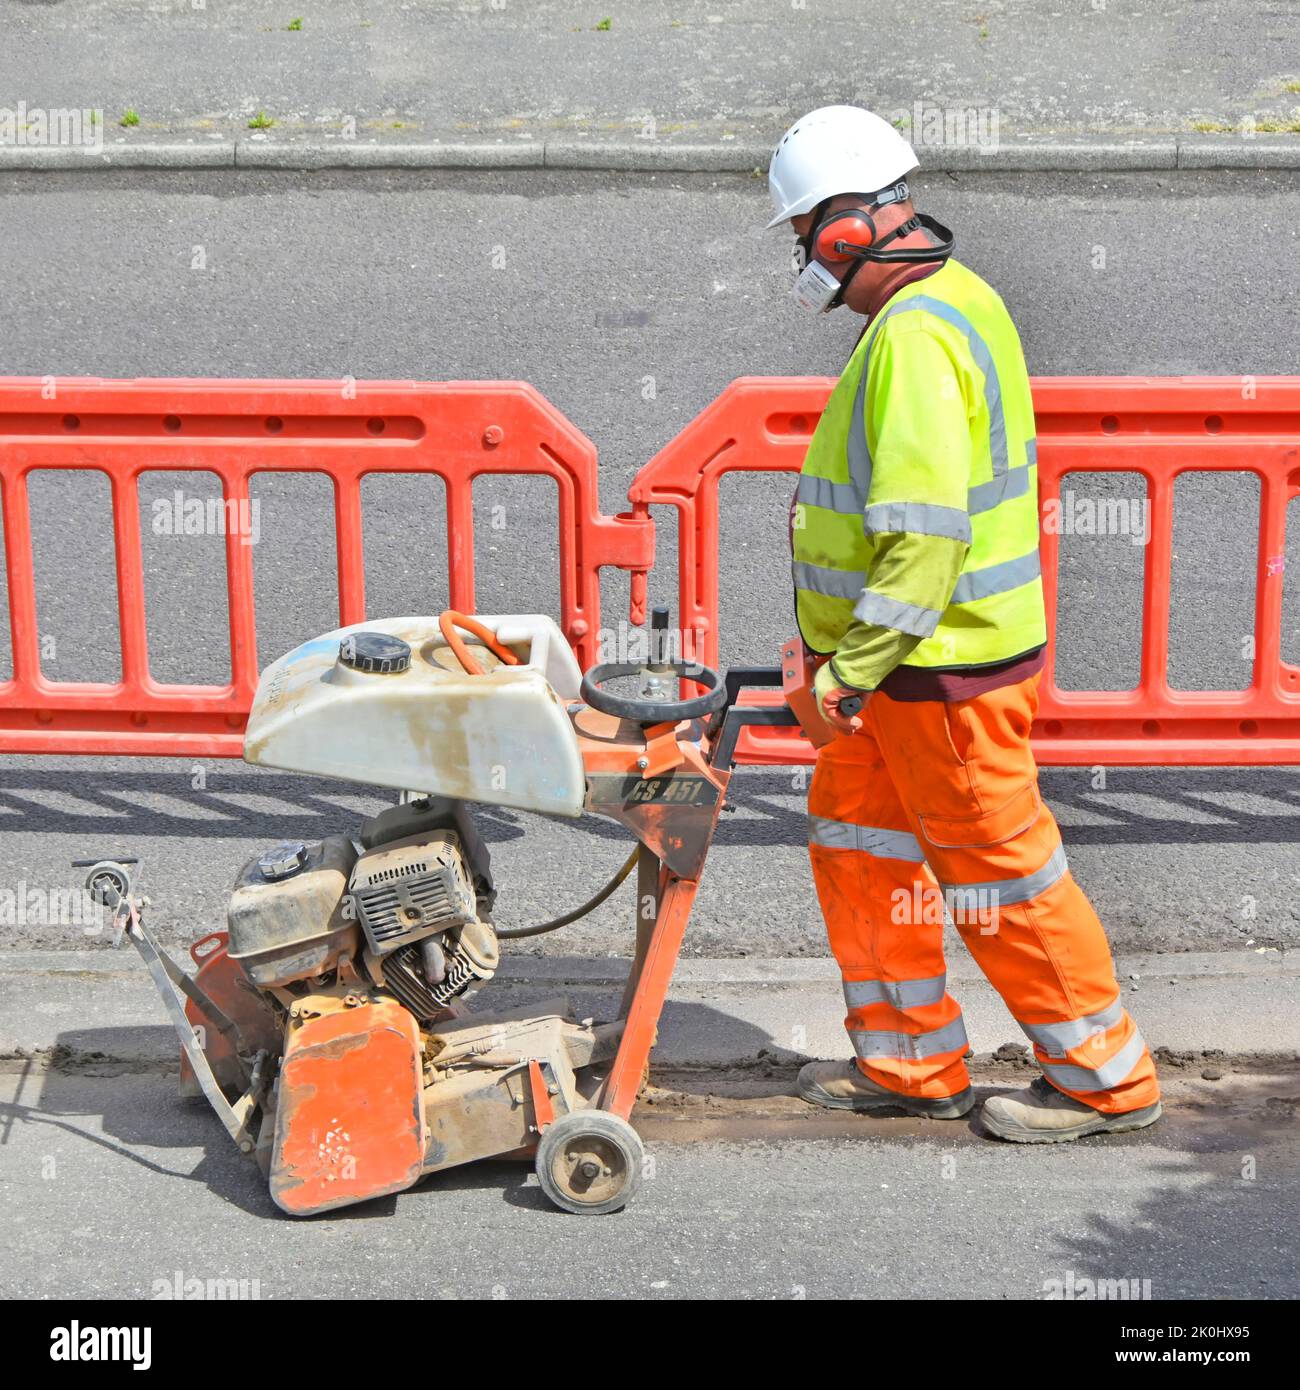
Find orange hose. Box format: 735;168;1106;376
438;610;522;675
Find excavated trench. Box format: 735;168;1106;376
5;1043;1298;1148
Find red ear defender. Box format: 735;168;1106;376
813;208;879;263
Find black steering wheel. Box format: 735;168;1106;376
580;660;727;724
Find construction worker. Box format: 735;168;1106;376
770;105;1161;1142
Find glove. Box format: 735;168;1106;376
813;660;867;735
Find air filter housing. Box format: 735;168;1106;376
349;831;477;954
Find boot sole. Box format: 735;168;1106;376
981;1098;1163;1144
798;1082;975;1120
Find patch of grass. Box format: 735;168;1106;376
120;108;140;127
594;16;612;30
1191;120;1232;133
248;110;275;130
1253;115;1300;133
287;17;303;31
1282;80;1300;94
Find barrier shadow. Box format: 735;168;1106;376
722;766;1300;849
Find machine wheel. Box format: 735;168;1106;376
82;860;132;908
534;1110;645;1215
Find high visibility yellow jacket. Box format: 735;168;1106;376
792;258;1046;691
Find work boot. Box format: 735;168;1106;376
981;1076;1162;1144
797;1059;974;1119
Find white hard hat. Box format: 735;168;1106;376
766;105;919;229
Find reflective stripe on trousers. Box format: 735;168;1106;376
938;843;1070;911
809;813;926;862
851;1015;969;1064
843;975;949;1011
1018;995;1125;1056
1014;995;1150;1094
1037;1029;1149;1094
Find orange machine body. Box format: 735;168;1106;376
270;999;427;1216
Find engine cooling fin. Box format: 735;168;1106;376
380;926;499;1021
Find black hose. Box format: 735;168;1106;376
495;846;640;940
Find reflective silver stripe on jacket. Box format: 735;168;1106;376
846;337;877;497
801;458;1029;521
843;974;948;1011
804;440;1036;520
901;296;1008;476
939;844;1068;909
968;465;1030;515
1039;1028;1148;1093
791;560;864;599
863;501;972;544
851;1015;969;1063
950;548;1042;604
852;588;943;638
1017;997;1126;1058
809;815;927;862
852;295;1011;496
796;473;863;516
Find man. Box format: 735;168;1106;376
769;105;1160;1142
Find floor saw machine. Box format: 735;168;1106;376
87;608;827;1216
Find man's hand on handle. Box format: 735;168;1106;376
813;660;866;735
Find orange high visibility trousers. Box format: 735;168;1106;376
807;674;1159;1114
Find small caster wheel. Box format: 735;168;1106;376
83;861;132;909
534;1109;644;1215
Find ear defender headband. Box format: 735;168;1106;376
792;181;956;314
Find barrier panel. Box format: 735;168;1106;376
629;376;1300;766
0;378;653;756
4;376;1297;766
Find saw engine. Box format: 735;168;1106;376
227;796;499;1019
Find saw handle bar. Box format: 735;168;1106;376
438;609;523;676
704;666;803;771
580;660;727;725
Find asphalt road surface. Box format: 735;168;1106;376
0;167;1297;957
1;1059;1295;1300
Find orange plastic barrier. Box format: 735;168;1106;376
0;379;653;756
3;376;1297;766
629;377;1300;766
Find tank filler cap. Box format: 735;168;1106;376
258;841;309;881
339;631;412;674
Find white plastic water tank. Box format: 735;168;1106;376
243;615;587;816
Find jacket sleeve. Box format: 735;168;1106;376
829;317;974;693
